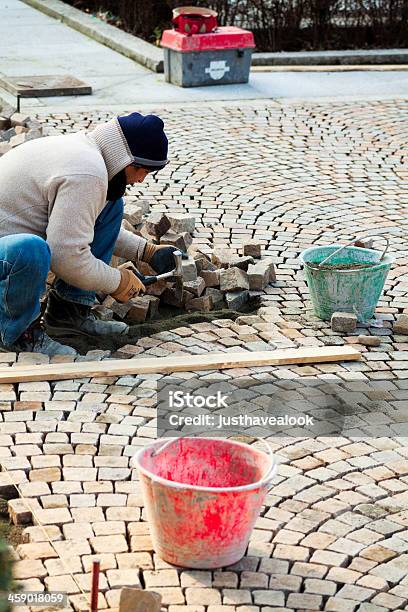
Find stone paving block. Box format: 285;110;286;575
82;553;117;573
222;589;252;604
242;240;262;259
186;294;213;312
90;534;129;554
291;562;328;579
106;568;141;588
63;467;97;481
116;552;153;570
258;558;290;574
269;574;302;592
180;571;212;588
252;591;285;606
336;584;375;601
130;534;154;552
106;507;141;521
211;248;233;269
184;277;206;297
68;493;96;507
144;569;180;588
152;587;185;605
8;498;36;525
74;571;109;593
370;554;408;583
45;574;80;594
186;588;221;605
331;312;358;333
161;230;193;252
62;522;93;540
52;482;83;496
22;525;61;545
17;542;58;560
200;269;220;287
220;267;249;292
211;572;237;588
167;213;195;234
304;577;337;595
92;520;126;536
71;507;105;523
274;544;310;562
52;538;92;557
360;544;398;562
310;550;348;566
13;559;48;580
44;555;83;577
240;571;268;589
144;212;171;239
287;593;323;609
225;290;249;310
394;314;408;335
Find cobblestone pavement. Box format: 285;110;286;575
0;99;407;611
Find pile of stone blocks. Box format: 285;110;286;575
94;206;277;324
0;108;44;156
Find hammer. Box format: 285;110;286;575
133;250;184;286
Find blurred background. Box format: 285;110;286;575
63;0;408;52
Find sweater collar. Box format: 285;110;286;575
88;118;133;180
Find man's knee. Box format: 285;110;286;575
6;234;51;277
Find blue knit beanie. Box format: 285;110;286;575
117;112;168;170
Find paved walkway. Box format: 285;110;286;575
1;0;408;112
0;98;407;610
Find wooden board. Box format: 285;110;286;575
0;346;361;383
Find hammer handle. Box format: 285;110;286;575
134;270;177;286
133;270;157;286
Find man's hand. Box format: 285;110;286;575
111;268;146;302
143;244;186;275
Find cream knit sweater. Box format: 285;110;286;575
0;119;147;294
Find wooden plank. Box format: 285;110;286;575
0;346;361;384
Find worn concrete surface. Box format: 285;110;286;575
1;0;408;113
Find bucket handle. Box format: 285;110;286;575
254;437;280;490
318;236;389;267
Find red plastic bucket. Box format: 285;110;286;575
132;437;278;568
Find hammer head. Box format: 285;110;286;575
172;250;183;278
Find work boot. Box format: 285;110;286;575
0;317;77;356
44;290;129;338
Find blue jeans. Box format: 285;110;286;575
0;198;123;345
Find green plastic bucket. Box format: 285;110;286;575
300;245;393;322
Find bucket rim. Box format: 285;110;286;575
132;437;278;493
299;245;394;272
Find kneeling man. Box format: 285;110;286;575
0;112;177;355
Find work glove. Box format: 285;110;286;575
142;243;186;275
111;268;146;302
